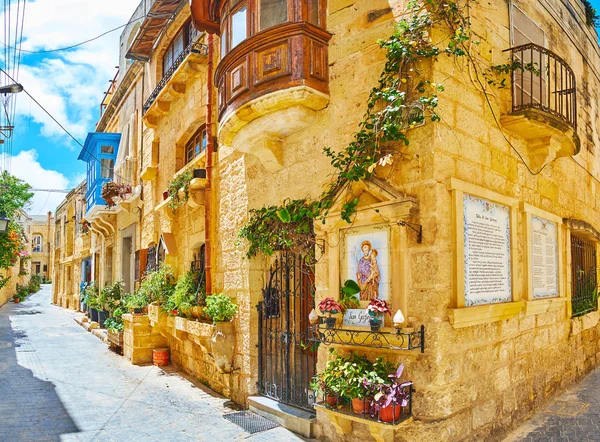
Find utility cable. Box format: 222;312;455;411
0;68;132;184
0;15;145;54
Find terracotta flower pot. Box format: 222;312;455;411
325;395;338;407
13;298;20;304
211;321;235;373
379;404;402;423
351;397;372;415
163;191;169;201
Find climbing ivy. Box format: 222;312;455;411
239;0;479;259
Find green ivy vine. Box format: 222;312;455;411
167;169;193;210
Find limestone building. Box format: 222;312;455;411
30;213;54;282
53;0;600;440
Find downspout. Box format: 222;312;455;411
205;33;214;296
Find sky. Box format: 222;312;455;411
0;0;140;215
1;0;599;216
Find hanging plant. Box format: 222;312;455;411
101;182;132;207
167;169;193;210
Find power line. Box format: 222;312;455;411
0;16;145;54
0;68;132;184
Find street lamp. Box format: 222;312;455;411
0;83;23;94
0;213;9;233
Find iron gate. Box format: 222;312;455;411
257;252;317;411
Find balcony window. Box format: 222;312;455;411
221;3;247;56
101;145;114;154
101;158;114;180
259;0;288;31
308;0;320;25
32;234;42;253
231;6;247;49
185;126;208;164
162;21;199;76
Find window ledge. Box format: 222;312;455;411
154;197;177;220
523;297;567;317
447;301;524;329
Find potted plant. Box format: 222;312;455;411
85;283;100;323
105;306;126;351
339;279;361;311
366;364;412;423
138;265;175;306
310;349;349;407
13;293;21;303
318;297;343;329
124;292;150;314
204;293;238;373
163;271;199;318
167;169;193;210
342;353;374;415
366;299;391;332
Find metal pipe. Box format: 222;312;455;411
204;33;214;296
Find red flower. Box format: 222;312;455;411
318;297;342;315
366;299;391;315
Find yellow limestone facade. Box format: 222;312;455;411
52;0;600;440
30;213;54;282
208;1;600;441
53;182;90;309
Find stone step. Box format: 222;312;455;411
247;396;317;439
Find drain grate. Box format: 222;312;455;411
223;411;280;434
545;401;589;417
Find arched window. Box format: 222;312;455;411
32;234;42;253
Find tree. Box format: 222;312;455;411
0;172;33;289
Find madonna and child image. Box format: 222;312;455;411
345;226;390;301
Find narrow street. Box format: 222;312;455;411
0;285;301;442
504;370;600;442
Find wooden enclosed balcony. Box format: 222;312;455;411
500;43;580;170
191;0;331;172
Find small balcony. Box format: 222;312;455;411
142;39;208;126
500;43;580;170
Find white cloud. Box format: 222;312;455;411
3;0;142;143
5;149;71;215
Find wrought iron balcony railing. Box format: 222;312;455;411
505;43;577;130
143;39;208;115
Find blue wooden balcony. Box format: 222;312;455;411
78;133;121;216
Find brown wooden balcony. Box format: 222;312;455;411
190;0;331;171
500;43;580;170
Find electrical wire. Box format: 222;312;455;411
0;67;132;184
0;15;145;54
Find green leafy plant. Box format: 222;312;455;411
99;280;125;313
164;271;199;317
339;279;361;310
138;265;176;305
123;292;150;310
583;0;598;27
167;169;193;210
204;293;238;323
572;268;599;317
28;275;43;293
104;317;124;333
83;283;100;309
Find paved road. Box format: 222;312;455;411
0;285;302;442
503;368;600;442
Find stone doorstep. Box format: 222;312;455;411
73;316;109;344
248;396;317;439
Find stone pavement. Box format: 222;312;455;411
503;368;600;442
0;285;303;442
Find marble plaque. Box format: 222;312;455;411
531;216;558;299
463;194;512;306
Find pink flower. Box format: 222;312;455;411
366;299;391;316
318;297;342;315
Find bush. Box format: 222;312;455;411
99;280;124;313
204;293;238;323
82;283;100;309
28;275;43;293
138;265;175;305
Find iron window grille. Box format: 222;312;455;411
571;234;598;317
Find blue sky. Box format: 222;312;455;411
3;0;600;215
